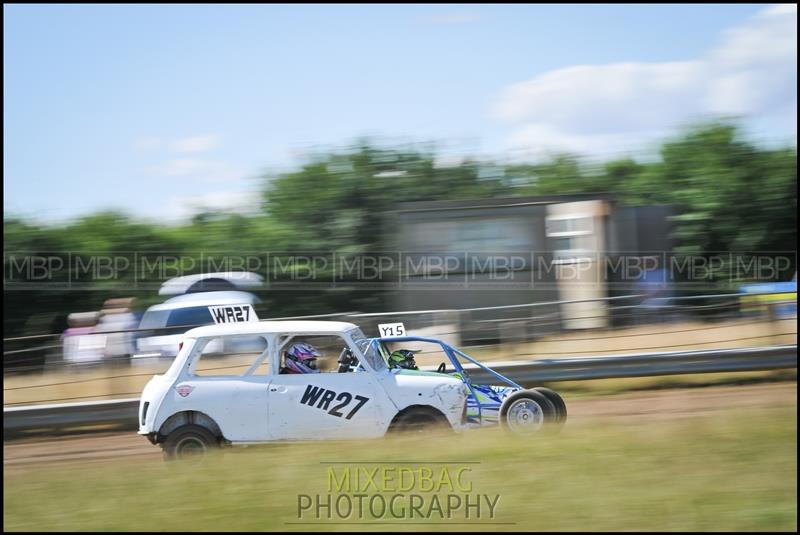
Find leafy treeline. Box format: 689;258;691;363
3;121;797;336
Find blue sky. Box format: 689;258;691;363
4;4;796;223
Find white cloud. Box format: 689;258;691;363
491;4;797;156
494;61;705;134
763;3;796;17
170;134;220;154
131;190;260;223
418;12;481;25
505;124;670;160
148;158;208;177
145;158;247;184
133;136;163;151
133;134;220;154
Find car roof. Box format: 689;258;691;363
145;291;260;312
184;320;360;338
158;271;264;296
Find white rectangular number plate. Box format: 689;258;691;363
378;322;406;337
208;304;259;324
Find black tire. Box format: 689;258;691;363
389;408;451;435
500;390;557;435
533;387;567;423
161;424;219;462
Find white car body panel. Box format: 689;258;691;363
267;373;390;440
377;372;468;430
138;321;469;444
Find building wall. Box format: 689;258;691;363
545;200;610;329
388;195;673;335
392;199;560;315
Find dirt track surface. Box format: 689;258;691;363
4;383;796;470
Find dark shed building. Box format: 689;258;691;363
385;194;674;338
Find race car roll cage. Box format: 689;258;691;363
372;336;523;420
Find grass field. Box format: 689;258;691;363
4;404;796;531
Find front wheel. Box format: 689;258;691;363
161;424;219;462
500;390;557;435
533;387;567;424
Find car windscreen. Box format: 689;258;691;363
349;328;387;372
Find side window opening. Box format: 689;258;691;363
278;334;356;374
190;334;270;376
349;328;387;372
383;340;449;370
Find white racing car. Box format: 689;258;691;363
138;307;564;460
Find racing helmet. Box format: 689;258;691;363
284;342;321;374
388;349;420;370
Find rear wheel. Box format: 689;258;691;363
161;424;219;462
500;390;557;435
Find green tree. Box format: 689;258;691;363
3;121;797;337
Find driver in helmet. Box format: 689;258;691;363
281;342;321;374
387;348;421;371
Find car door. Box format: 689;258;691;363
176;375;270;442
173;333;272;442
267;366;393;441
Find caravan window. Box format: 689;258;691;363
166;306;214;327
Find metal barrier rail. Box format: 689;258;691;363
4;398;141;433
4;345;795;434
463;345;797;383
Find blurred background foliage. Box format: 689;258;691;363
3;120;797;336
